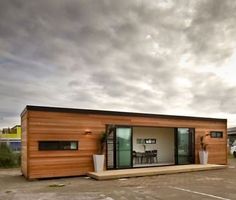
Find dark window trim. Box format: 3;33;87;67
38;141;79;151
210;131;223;138
174;128;195;165
106;125;133;170
106;125;195;170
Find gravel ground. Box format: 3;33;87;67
0;159;236;200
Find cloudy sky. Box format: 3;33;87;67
0;0;236;128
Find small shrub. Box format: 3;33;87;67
16;152;21;166
0;143;20;168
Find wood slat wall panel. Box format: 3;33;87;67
30;157;92;166
131;120;225;129
194;127;227;164
29;127;104;133
29;168;93;179
22;110;227;179
29;150;97;158
21;112;28;178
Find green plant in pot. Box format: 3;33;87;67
93;132;107;172
99;132;107;154
199;133;210;165
93;125;115;172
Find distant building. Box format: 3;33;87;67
0;125;21;151
228;127;236;146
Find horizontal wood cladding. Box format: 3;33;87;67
28;111;226;129
23;110;227;179
194;127;227;165
30;168;93;179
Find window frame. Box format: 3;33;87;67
144;138;156;144
210;131;223;138
38;141;79;151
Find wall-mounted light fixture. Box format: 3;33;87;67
84;129;92;135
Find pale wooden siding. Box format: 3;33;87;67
22;110;227;179
21;111;28;177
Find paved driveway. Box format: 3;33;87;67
0;159;236;200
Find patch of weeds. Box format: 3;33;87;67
228;154;235;159
48;184;65;188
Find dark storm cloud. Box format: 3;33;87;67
189;72;236;114
1;0;236;127
220;87;236;114
185;0;236;65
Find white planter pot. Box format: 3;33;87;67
93;154;105;172
199;151;208;165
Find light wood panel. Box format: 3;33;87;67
21;111;28;178
88;164;227;180
22;109;227;179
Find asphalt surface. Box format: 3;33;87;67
0;159;236;200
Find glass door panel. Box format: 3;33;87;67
176;128;194;164
116;127;132;168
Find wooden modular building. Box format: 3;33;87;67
21;105;227;179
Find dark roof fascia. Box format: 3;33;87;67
228;132;236;135
227;128;236;135
21;105;227;122
228;127;236;131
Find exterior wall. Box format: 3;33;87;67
21;108;227;179
0;128;21;139
0;126;22;152
0;140;21;151
195;127;227;164
228;127;236;145
21;111;28;178
133;127;175;163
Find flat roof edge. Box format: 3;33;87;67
22;105;227;122
20;106;28;117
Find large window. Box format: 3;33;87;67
38;141;78;151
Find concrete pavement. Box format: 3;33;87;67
0;160;236;200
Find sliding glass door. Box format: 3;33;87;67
175;128;195;164
116;127;132;168
106;125;195;169
106;126;132;169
